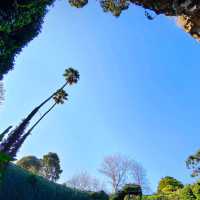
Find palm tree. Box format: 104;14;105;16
25;89;68;135
0;68;79;158
35;67;79;110
7;90;69;158
4;67;79;146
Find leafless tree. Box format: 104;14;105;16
129;160;151;194
0;81;4;104
99;154;150;193
65;171;106;192
99;154;132;193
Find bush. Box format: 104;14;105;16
88;191;109;200
157;176;183;194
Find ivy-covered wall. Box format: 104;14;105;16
0;0;55;80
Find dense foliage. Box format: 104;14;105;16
68;0;200;41
0;0;55;80
88;191;109;200
186;149;200;177
110;184;142;200
40;152;62;182
17;153;62;182
1;0;200;80
16;155;42;174
157;176;183;194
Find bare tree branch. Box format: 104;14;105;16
99;154;150;194
99;154;131;193
129;160;151;194
65;171;106;192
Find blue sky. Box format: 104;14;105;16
1;0;200;192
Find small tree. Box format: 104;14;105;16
186;149;200;177
16;156;42;174
157;176;184;194
99;154;131;192
110;184;142;200
129;160;150;193
99;154;149;193
180;185;196;200
66;171;106;192
40;152;62;182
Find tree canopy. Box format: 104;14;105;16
186;149;200;177
17;152;62;182
1;0;200;80
40;152;62;182
16;155;42;174
157;176;184;194
0;0;55;80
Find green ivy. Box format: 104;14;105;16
0;0;55;80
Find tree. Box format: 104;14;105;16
40;152;62;182
0;68;79;159
110;184;142;200
16;156;42;174
157;176;184;194
2;0;200;79
88;191;109;200
65;171;106;192
17;153;62;182
186;149;200;177
129;161;150;193
180;185;196;200
99;154;149;193
68;0;200;41
99;154;132;192
0;0;56;80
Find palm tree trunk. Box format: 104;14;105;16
19;82;68;133
25;103;57;136
7;103;57;158
37;82;68;110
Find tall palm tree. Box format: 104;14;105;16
0;68;79;158
25;89;68;135
7;90;68;158
35;67;79;110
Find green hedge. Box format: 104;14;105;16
0;163;94;200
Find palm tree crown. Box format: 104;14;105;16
53;89;68;104
63;68;80;85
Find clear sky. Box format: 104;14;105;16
1;0;200;192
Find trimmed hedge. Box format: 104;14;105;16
0;163;94;200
